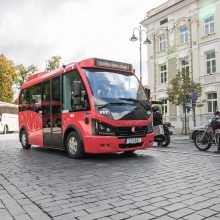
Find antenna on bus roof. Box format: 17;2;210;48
62;62;76;69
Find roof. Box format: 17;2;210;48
21;58;134;90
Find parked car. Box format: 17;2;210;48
189;125;206;140
0;113;19;134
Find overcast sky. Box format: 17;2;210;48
0;0;166;85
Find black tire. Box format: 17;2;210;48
194;130;212;151
66;131;84;159
160;132;170;147
3;125;8;134
20;129;31;149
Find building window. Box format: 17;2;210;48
204;15;214;36
159;34;166;51
207;93;217;113
205;50;216;74
161;99;168;115
160;18;168;25
180;58;189;77
160;64;167;84
179;26;188;44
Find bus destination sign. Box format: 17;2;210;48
95;58;132;71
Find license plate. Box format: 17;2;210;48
125;138;142;144
215;129;220;134
153;125;164;135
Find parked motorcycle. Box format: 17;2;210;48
153;123;171;147
194;112;220;151
152;106;170;147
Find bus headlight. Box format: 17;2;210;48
92;119;115;136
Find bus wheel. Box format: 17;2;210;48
20;130;31;149
66;131;84;159
3;125;8;134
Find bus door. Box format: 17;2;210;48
42;77;62;147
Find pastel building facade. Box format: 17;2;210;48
141;0;220;133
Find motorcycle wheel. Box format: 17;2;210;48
160;132;170;147
194;130;212;151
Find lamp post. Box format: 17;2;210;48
129;25;150;84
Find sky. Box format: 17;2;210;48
0;0;166;85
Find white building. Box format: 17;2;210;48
141;0;220;133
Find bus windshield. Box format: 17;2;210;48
83;69;148;106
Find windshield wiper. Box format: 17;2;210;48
96;102;131;110
119;98;151;110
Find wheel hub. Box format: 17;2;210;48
22;133;26;145
68;137;77;154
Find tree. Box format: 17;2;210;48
167;72;202;106
167;72;202;133
0;54;19;103
16;64;38;88
45;56;61;71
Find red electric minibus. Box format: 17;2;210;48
18;58;153;158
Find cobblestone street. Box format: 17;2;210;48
0;133;220;220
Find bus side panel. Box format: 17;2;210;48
62;112;92;147
29;111;43;146
19;111;31;138
19;111;43;146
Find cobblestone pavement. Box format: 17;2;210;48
0;133;220;220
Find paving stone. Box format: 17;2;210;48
23;204;51;220
149;208;168;217
128;213;155;220
0;209;14;220
53;210;87;220
168;208;195;219
164;203;187;212
14;214;32;220
1;134;220;220
183;213;205;220
210;204;220;212
110;212;130;220
197;208;218;217
2;198;26;216
125;209;144;217
78;210;117;220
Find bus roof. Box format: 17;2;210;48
21;58;134;90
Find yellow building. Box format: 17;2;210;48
141;0;220;133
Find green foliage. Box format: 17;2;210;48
0;54;19;103
45;56;62;71
167;72;202;107
16;64;38;88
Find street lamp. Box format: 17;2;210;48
129;25;151;83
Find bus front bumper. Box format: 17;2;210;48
84;133;154;153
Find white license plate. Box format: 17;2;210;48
215;129;220;134
125;138;142;144
153;125;164;135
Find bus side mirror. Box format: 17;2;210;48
72;81;82;109
73;81;82;97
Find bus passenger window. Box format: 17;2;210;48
20;88;31;111
63;70;89;111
